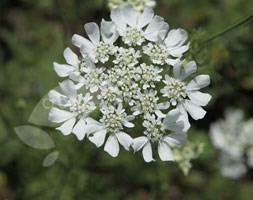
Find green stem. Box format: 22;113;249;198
201;12;253;44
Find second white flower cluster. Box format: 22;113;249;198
48;5;211;162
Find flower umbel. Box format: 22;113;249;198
48;5;211;169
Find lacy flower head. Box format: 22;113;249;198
49;5;211;165
108;0;156;12
210;109;253;179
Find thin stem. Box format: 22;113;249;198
201;13;253;44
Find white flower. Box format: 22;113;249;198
86;104;135;157
111;5;168;45
108;0;156;13
53;47;84;78
161;61;212;120
138;63;163;89
113;47;140;67
48;80;96;140
130;89;169;118
73;64;105;93
143;29;189;65
132;111;186;162
72;20;119;63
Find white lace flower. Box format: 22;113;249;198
73;64;105;93
130;90;169;118
143;29;189;65
98;85;123;105
48;80;96;140
85;104;134;157
72;20;119;63
111;5;168;45
113;47;140;67
53;47;85;78
132;111;186;162
138;63;163;89
108;0;156;13
161;61;212;120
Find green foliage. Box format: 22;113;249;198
0;0;253;199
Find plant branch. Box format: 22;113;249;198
201;13;253;44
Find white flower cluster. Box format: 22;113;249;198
48;5;211;163
210;109;253;179
108;0;156;12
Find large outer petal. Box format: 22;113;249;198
184;100;206;120
56;117;76;135
187;75;210;91
163;133;187;146
132;136;149;152
48;90;70;107
104;134;120;157
72;34;94;49
142;142;154;162
158;141;174;161
72;119;87;140
137;7;154;28
84;22;100;45
53;62;74;77
187;91;212;106
110;8;126;35
123;5;137;27
116;132;133;150
88;129;107;147
63;47;79;66
144;16;166;41
59;80;77;101
48;108;73;123
101;19;119;43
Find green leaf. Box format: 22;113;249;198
14;125;55;149
42;151;59;167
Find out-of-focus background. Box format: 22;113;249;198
0;0;253;199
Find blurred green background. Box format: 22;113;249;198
0;0;253;199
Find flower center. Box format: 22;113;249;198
162;78;187;106
144;120;165;142
69;94;95;119
95;42;116;63
144;43;168;65
113;48;140;67
133;91;158;114
100;110;125;133
123;27;144;46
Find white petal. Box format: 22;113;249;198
123;5;137;27
48;108;73;123
48;90;70;107
158;141;174;161
53;62;74;77
110;8;126;34
84;22;100;45
123;121;135;128
163;133;187;146
144;16;166;41
142;142;154;162
72;34;93;49
187;91;212;106
169;43;189;57
88;129;107;147
187;75;211;91
59;80;77;100
137;7;154;28
155;110;166;118
104;134;120;157
179;61;197;80
56;117;76;135
72;119;86;140
132;136;149;152
116;132;132;150
184;100;206;120
101;19;119;43
63;47;79;66
85;117;104;134
165;28;187;47
157;102;170;110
